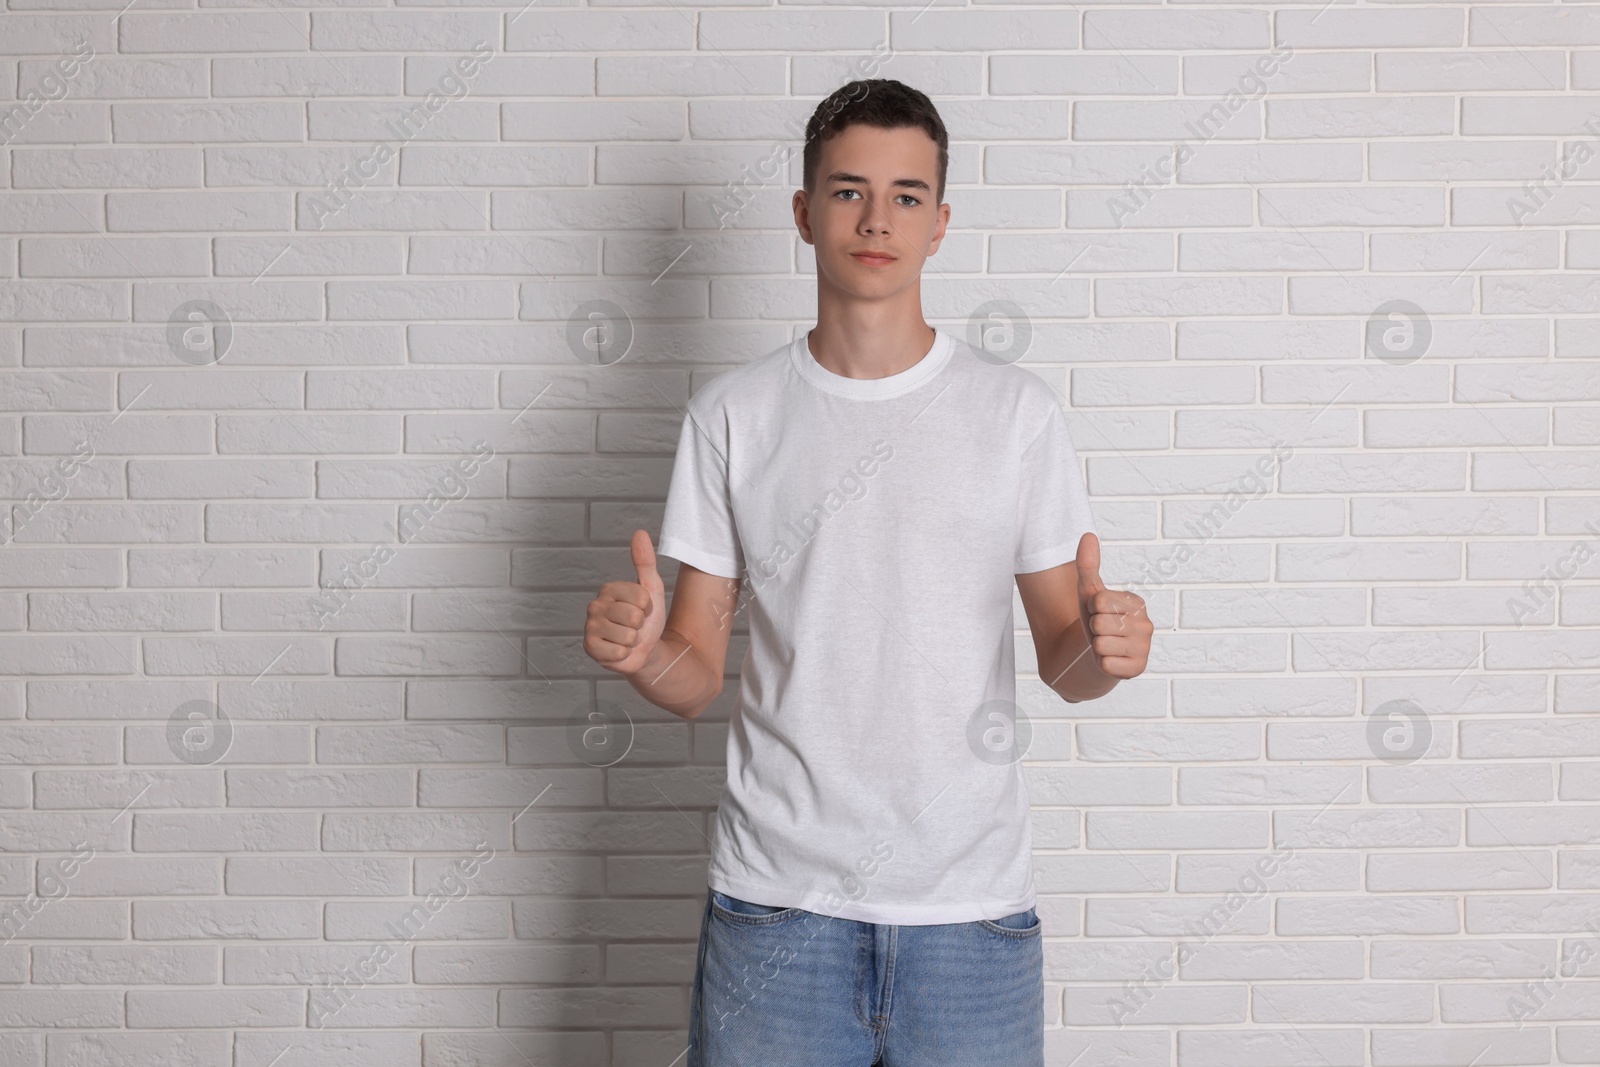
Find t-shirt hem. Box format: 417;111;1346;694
708;875;1036;926
656;536;742;580
1014;540;1083;575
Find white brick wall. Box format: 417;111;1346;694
1;4;1598;1065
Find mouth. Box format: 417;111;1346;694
851;252;897;268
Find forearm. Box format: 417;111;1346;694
1036;621;1119;704
624;626;724;719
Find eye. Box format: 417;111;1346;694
833;189;921;206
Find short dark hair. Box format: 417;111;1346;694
802;79;949;206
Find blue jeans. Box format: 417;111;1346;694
687;887;1044;1066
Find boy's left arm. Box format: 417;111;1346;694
1015;532;1152;703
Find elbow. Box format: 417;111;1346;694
682;682;724;721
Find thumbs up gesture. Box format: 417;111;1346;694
1074;531;1151;681
583;528;668;677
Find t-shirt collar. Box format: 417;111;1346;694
789;327;954;401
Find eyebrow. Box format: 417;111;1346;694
825;171;932;194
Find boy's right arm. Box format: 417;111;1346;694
582;528;741;720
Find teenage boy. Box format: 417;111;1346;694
583;79;1152;1067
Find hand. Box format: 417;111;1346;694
583;529;668;677
1074;531;1151;681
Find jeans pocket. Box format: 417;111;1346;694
709;889;799;925
978;907;1041;938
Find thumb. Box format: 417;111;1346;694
1074;531;1105;597
631;529;663;591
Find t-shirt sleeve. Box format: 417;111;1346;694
658;394;745;580
1015;400;1096;574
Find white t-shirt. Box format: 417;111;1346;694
657;325;1096;925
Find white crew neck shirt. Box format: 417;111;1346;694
658;325;1096;925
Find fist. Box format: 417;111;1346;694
1074;531;1152;681
583;529;668;677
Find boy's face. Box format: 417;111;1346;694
794;123;950;299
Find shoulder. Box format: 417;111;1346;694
941;330;1066;429
683;336;792;418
